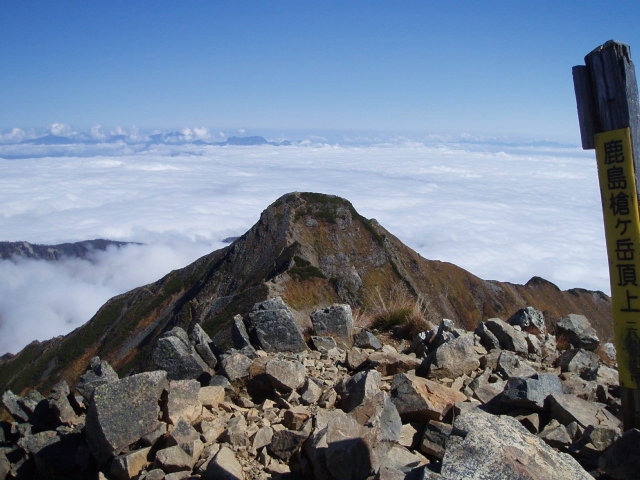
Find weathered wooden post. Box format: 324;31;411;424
574;40;640;430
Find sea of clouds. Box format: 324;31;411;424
0;125;609;354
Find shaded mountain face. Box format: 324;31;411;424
0;192;612;395
0;239;136;261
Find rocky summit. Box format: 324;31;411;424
0;298;634;480
0;192;612;396
0;192;626;479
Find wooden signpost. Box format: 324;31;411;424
574;40;640;430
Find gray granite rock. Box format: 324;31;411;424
495;350;537;379
85;370;168;464
354;330;383;350
190;323;218;369
508;306;546;335
422;333;480;380
501;373;563;411
246;297;307;352
555;314;600;351
556;348;600;374
265;357;306;392
439;407;593;480
76;356;119;401
485;318;528;355
152;328;212;380
311;304;354;348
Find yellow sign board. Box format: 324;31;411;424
596;127;640;388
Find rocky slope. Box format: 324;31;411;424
0;192;612;396
0;299;632;480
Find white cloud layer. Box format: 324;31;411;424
0;139;608;354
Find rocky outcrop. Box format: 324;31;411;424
0;192;614;397
0;299;625;479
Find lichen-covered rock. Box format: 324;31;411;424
311;304;354;348
439;408;593;479
85;370;168;464
246;297;307;352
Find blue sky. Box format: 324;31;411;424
2;1;640;142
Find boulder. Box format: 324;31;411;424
269;428;310;462
198;385;225;409
501;373;563;411
507;306;546;335
154;445;194;473
164;379;202;424
354;330;383;351
439;407;593;480
265;357;306;392
366;350;422;376
555;314;600;351
223;416;250;447
152;328;213;381
85;370;168;464
484;318;528;354
47;380;81;426
1;390;31;423
475;322;500;351
340;369;382;413
220;351;252;381
190;324;218;369
555;348;600;374
231;314;257;357
548;392;621;430
311;336;338;353
204;445;244;480
246;297;307;352
391;372;466;422
311;304;354;348
300;378;323;405
76;356;119;401
110;447;151;480
538;419;573;449
422;333;480;379
495;350;537;379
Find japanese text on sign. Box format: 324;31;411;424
596;128;640;388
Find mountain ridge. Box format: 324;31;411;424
0;192;612;396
